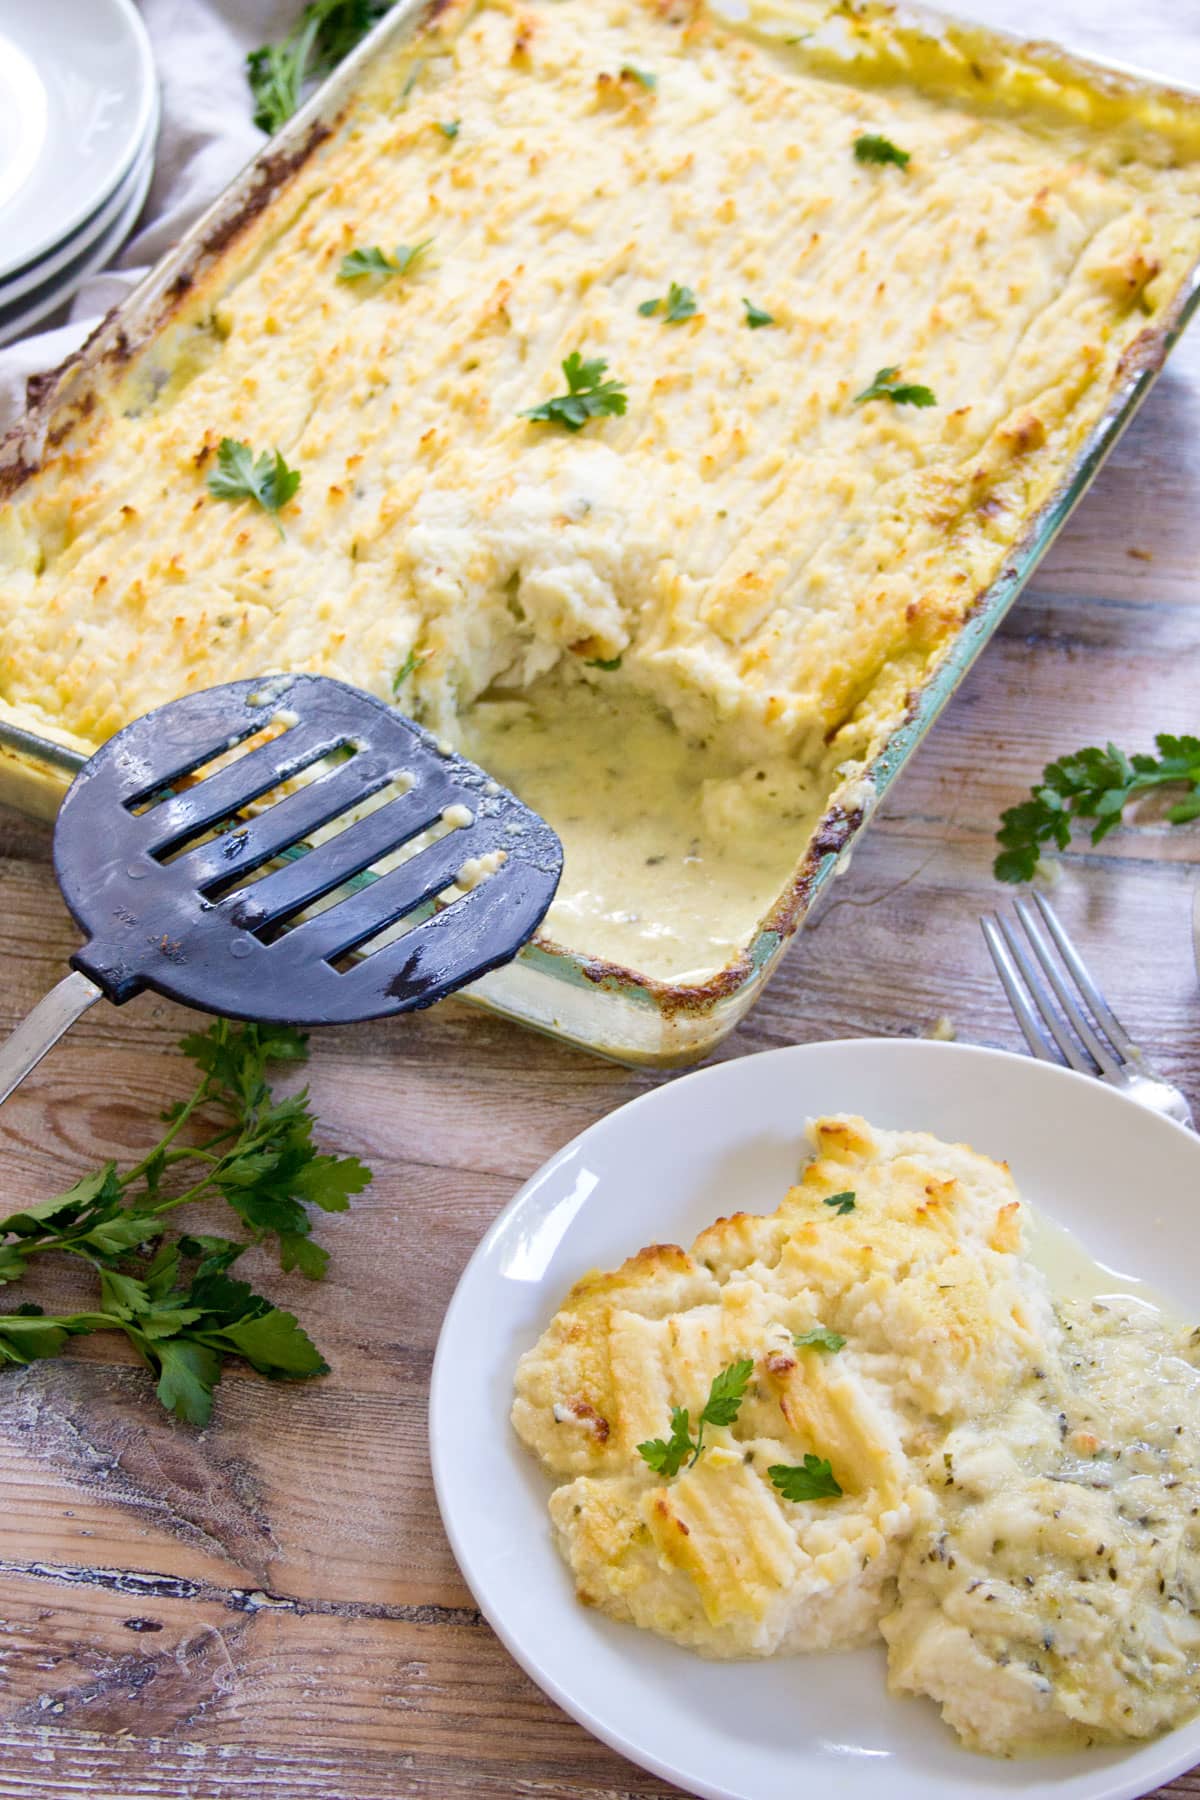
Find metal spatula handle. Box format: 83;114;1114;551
0;970;103;1107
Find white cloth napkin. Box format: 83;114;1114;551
0;0;302;433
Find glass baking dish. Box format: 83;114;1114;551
1;0;1198;1065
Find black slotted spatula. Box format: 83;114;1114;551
0;673;563;1104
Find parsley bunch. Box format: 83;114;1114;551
247;0;390;135
207;438;301;536
521;353;628;432
995;735;1200;882
0;1021;370;1425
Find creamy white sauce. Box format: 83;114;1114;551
1027;1206;1176;1314
460;675;821;979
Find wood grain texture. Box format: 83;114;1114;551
1;0;1199;1795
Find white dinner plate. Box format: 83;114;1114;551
0;135;155;350
0;99;157;308
0;0;155;282
430;1038;1200;1800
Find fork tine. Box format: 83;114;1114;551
981;916;1059;1064
1031;893;1139;1061
993;914;1098;1074
1013;898;1125;1079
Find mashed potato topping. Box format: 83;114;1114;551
2;0;1199;977
512;1117;1200;1753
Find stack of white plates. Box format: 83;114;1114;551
0;0;157;349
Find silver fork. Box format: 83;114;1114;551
982;891;1194;1129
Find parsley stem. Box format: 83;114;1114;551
147;1176;223;1218
0;1310;115;1331
122;1073;210;1186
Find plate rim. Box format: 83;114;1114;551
430;1037;1200;1800
0;0;157;282
0;133;156;350
0;102;157;308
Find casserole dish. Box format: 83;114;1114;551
1;0;1198;1065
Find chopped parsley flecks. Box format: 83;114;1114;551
854;132;910;168
823;1191;857;1216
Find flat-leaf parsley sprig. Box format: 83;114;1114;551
995;734;1200;882
206;438;302;536
743;298;775;329
521;352;628;432
638;282;698;324
0;1020;371;1425
854;366;936;408
769;1454;842;1501
247;0;389;135
637;1356;754;1477
338;239;434;282
793;1325;846;1352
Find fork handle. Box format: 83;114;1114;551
0;970;104;1107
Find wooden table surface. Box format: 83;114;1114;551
1;3;1199;1796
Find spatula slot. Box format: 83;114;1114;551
325;917;426;972
196;764;417;904
323;841;511;976
123;713;299;816
149;740;360;868
248;804;472;948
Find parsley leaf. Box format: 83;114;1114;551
743;298;775;329
637;1405;693;1478
217;1305;329;1379
700;1356;754;1428
436;119;460;138
854;366;936;408
155;1340;222;1425
793;1326;846;1352
769;1454;843;1501
247;0;389;135
206;438;301;536
585;655;623;672
0;1307;90;1365
636;1357;755;1476
521;352;628;431
823;1191;856;1215
339;238;434;281
637;282;698;324
854;133;910;168
620;64;657;89
0;1020;370;1424
995;734;1200;882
